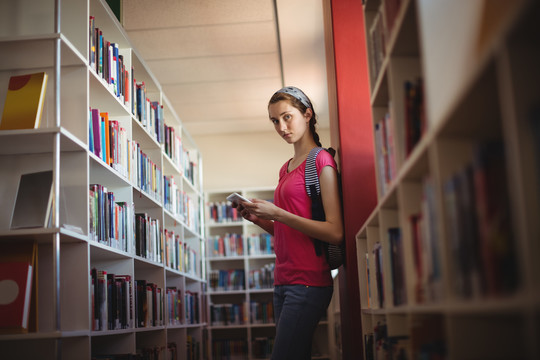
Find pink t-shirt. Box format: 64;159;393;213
273;149;337;287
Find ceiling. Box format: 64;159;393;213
121;0;330;137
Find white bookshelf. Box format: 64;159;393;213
358;0;540;359
0;1;206;359
204;188;332;359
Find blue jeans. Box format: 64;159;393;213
271;284;333;360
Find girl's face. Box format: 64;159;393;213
268;100;312;144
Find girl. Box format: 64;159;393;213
235;86;343;359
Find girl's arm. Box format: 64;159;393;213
242;166;343;245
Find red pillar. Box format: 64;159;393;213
330;0;377;358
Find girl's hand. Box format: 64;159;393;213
232;198;276;236
233;200;259;223
241;199;281;221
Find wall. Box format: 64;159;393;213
195;128;331;191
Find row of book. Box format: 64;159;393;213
89;16;130;108
183;291;200;325
163;229;199;276
364;177;442;309
209;299;274;327
163;124;183;172
247;233;274;255
134;83;165;144
88;107;163;203
252;337;275;358
163;175;200;234
207;233;244;257
442;141;518;298
89;185;200;276
250;300;274;324
186;334;201;360
134;83;199;189
163;175;183;221
373;81;426;197
89;184;134;252
210;303;246;326
165;287;183;326
367;140;519;309
161;126;199;188
88;107;200;231
90;268;202;330
90;15;166;148
163;286;201;326
368;230;406;309
183;149;198;188
207;232;275;258
91;270;168;329
90;268;133;331
132;278;163;328
212;339;248;359
208;269;245;292
91;343;180;360
207;201;241;223
134;213;162;264
182;191;200;234
248;263;275;290
137;215;200;277
88;108;131;179
368;223;436;309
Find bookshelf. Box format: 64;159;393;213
205;188;332;359
357;0;540;359
0;1;206;359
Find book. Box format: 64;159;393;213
388;228;406;306
11;170;54;229
91;108;102;159
100;112;111;165
0;72;48;130
0;241;38;333
0;262;33;331
373;242;384;308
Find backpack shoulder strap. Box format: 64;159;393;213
305;147;324;198
305;147;325;257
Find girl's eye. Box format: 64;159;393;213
284;114;291;120
271;119;279;125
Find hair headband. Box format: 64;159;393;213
275;86;312;109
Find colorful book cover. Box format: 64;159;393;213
91;108;102;158
0;262;33;332
1;72;48;130
100;112;111;165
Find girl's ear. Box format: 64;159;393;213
304;108;313;122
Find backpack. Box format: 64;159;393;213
305;147;346;270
